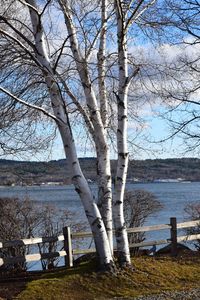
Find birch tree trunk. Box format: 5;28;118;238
26;0;115;270
98;0;108;129
113;0;131;266
59;0;113;253
96;0;113;254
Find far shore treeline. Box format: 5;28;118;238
0;157;200;186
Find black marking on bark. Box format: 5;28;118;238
72;175;82;180
75;187;81;194
118;101;125;108
64;144;69;148
117;129;122;134
119;153;128;159
106;228;112;232
72;161;77;165
125;76;129;85
117;177;122;181
86;214;93;219
115;226;126;237
115;200;122;205
92;217;101;226
82;82;89;89
121;115;127;120
97;203;102;209
97;224;102;229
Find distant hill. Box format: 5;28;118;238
0;157;200;186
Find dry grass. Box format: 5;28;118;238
12;253;200;300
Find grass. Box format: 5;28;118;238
15;254;200;300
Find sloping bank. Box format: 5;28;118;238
3;254;200;300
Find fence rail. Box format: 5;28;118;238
0;218;199;269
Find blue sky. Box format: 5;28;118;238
1;1;200;162
22;116;193;162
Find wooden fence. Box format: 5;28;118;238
0;217;200;269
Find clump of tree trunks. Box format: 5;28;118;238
0;0;198;271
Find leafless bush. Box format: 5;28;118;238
184;202;200;251
0;197;84;271
124;189;163;255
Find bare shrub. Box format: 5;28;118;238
124;190;163;255
0;197;84;271
184;202;200;251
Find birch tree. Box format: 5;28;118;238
0;0;114;271
0;0;159;269
112;0;156;266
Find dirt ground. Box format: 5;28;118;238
0;280;27;300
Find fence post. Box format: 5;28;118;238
63;226;73;268
170;217;177;257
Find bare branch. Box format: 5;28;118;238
53;37;70;72
0;15;35;50
0;29;42;68
0;87;58;122
125;0;145;28
56;72;95;137
19;0;39;13
40;0;52;17
125;0;156;30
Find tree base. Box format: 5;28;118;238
99;260;117;274
119;261;135;271
117;253;134;270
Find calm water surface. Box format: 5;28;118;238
1;182;200;269
1;182;200;224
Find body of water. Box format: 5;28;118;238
1;182;200;270
1;181;200;240
1;182;200;224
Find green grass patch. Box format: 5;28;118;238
16;255;200;300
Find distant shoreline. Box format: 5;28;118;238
1;157;200;186
0;180;197;189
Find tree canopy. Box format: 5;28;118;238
0;0;199;270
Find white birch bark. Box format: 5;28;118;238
113;0;131;266
96;0;113;254
25;0;114;269
59;0;113;252
97;0;108;129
